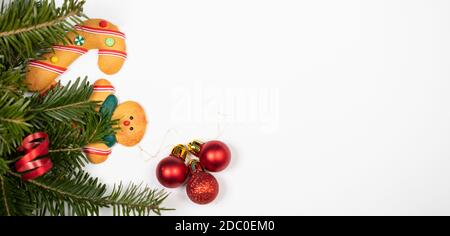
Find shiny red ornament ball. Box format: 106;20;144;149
156;156;188;188
186;171;219;205
199;141;231;172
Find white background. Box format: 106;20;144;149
53;0;450;215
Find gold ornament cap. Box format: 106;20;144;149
188;159;204;174
187;140;204;156
171;144;188;160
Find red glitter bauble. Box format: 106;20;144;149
199;141;231;172
156;156;188;188
186;171;219;205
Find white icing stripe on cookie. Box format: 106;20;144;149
94;89;116;93
83;147;112;155
98;50;127;59
29;61;66;75
94;86;116;92
98;53;127;59
94;87;115;90
53;45;88;55
75;25;126;39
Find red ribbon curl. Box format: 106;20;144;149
15;132;53;181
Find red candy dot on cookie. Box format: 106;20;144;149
99;20;108;28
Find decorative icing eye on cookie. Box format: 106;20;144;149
26;19;127;93
112;101;147;147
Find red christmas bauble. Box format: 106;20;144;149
156;156;188;188
186;171;219;205
199;141;231;172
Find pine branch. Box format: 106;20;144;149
1;76;114;167
0;0;86;68
42;110;116;175
0;173;35;216
108;183;172;216
7;170;170;216
0;77;110;160
29;77;96;127
0;94;32;156
0;175;10;216
0;11;78;37
0;66;27;98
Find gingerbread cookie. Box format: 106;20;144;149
26;19;127;93
83;79;147;164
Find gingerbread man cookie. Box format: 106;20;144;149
26;19;127;93
83;79;147;164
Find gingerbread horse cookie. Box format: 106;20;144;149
83;79;147;164
26;19;127;93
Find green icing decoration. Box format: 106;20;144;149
100;95;118;118
103;134;117;147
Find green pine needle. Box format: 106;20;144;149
29;77;97;127
6;170;171;216
0;174;36;216
0;93;32;155
0;0;86;68
0;66;27;98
